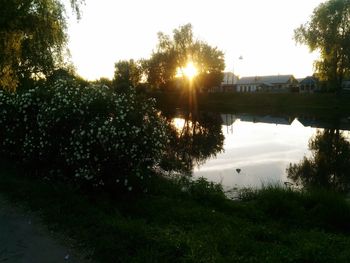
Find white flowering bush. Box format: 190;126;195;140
0;79;170;191
0;89;21;157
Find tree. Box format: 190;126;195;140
160;111;224;174
294;0;350;91
287;129;350;192
144;24;225;91
113;59;142;91
0;0;83;92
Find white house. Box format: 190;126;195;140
209;72;238;92
236;75;298;93
221;72;238;85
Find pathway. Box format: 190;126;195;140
0;196;92;263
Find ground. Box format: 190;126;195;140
0;195;91;263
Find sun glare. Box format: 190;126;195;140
171;118;185;132
183;62;198;79
177;61;198;80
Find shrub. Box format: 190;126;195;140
0;79;171;191
0;89;20;158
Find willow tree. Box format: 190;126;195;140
294;0;350;91
0;0;83;91
144;24;225;91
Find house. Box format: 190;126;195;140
209;72;238;92
238;114;291;125
221;114;238;126
299;76;319;93
236;75;298;93
298;116;350;131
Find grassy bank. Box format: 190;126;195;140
151;92;350;118
1;160;350;262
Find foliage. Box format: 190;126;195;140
0;78;170;191
0;0;83;92
294;0;350;90
2;162;350;263
144;23;225;91
92;77;113;88
239;185;350;232
160;111;224;174
287;129;350;192
113;59;143;91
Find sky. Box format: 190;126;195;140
66;0;326;80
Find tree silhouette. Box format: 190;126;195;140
287;129;350;192
294;0;350;91
161;111;224;174
0;0;83;91
144;24;225;91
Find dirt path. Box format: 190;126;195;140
0;195;91;263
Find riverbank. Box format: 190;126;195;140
1;160;350;263
151;92;350;118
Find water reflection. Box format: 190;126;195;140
193;115;315;189
287;129;350;192
162;111;224;174
166;111;350;190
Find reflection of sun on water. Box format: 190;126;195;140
171;118;185;132
176;61;198;80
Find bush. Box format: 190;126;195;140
0;79;171;191
0;89;19;158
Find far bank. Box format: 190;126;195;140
150;92;350;118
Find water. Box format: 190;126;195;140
169;112;350;190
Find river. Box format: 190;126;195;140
169;112;350;191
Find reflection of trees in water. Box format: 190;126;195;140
161;111;224;175
287;129;350;192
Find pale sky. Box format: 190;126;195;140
66;0;325;80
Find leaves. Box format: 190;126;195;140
113;59;142;90
0;78;170;191
294;0;350;89
144;23;225;91
287;129;350;192
0;0;83;91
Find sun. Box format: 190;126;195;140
183;61;198;79
177;61;198;80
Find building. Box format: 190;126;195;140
222;72;238;85
299;76;319;93
236;75;298;93
209;72;238;92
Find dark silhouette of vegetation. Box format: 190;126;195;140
287;129;350;192
295;0;350;91
143;23;225;91
113;59;143;92
2;160;350;263
0;0;83;92
161;111;225;174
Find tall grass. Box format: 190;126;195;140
239;184;350;232
1;160;350;262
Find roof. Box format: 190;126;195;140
222;72;237;85
237;75;295;85
237;114;290;125
299;76;318;85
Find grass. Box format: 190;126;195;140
1;160;350;262
151;92;350;118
